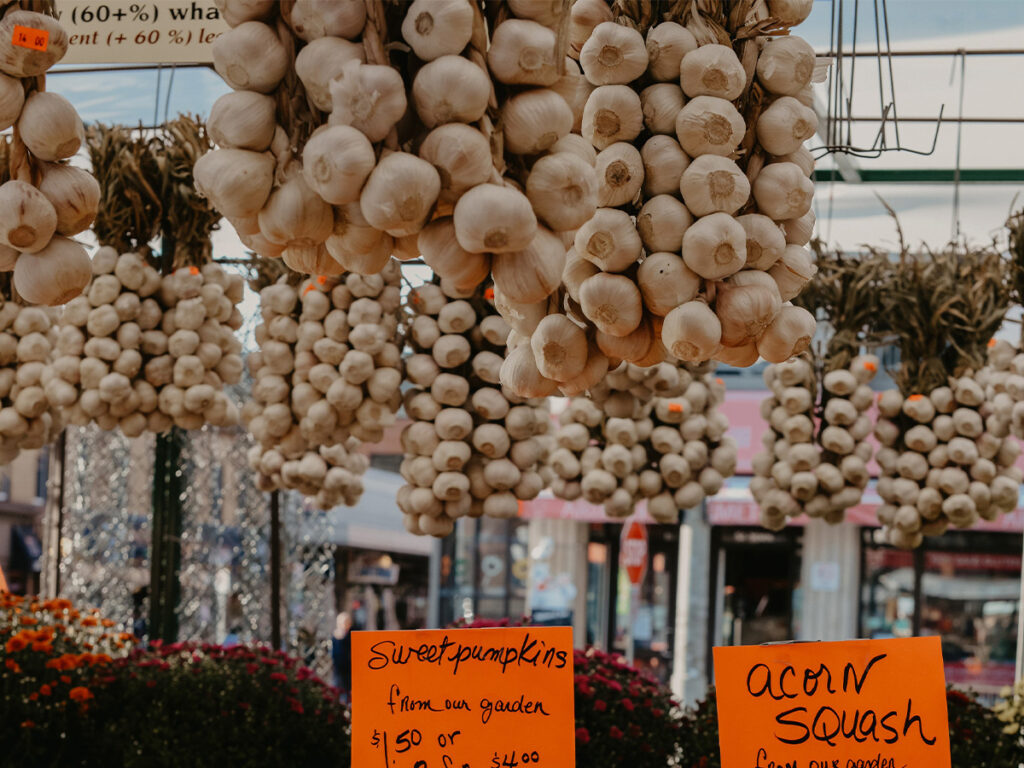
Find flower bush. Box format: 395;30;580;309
2;592;349;766
450;617;682;767
1;591;133;762
85;641;350;767
677;686;1024;768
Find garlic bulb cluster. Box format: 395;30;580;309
752;355;878;530
243;264;403;509
496;5;820;398
547;359;734;521
0;10;96;306
0;300;64;463
874;371;1023;549
980;339;1024;439
398;281;553;538
45;250;243;436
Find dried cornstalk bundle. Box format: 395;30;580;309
0;293;64;463
397;280;552;537
874;246;1017;548
752;354;879;530
0;4;97;306
547;358;734;521
243;261;404;508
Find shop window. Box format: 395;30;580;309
35;448;49;503
859;530;1021;700
369;453;403;474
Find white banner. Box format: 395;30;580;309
54;1;228;64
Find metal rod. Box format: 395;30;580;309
50;63;213;74
815;47;1024;57
834;116;1024;123
270;490;282;650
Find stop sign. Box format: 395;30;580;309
620;519;648;586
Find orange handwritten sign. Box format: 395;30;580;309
352;626;575;768
714;637;950;768
12;25;48;51
0;561;7;593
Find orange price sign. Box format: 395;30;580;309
12;25;48;51
352;626;575;768
713;637;951;768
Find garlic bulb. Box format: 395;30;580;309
492;227;566;303
212;21;288;92
646;22;698;82
682;212;747;280
37;163;101;237
580;22;649;85
0;11;68;77
737;214;786;270
716;270;783;346
767;0;815;26
193;148;275;219
776;145;816;177
752;162;814;220
419;218;490;292
756;35;816;96
454;184;537;254
0;74;23;132
509;0;564;26
489;19;560;86
502;88;574;155
679;155;749;216
595;142;644;207
756;96;818;156
526;152;598;232
675;95;745;157
413;55;491;128
17;92;85;162
582;85;644;150
531;314;588;381
641;135;690;196
756;304;816;362
301;126;375;205
401;0;474;61
502;342;558;397
574;207;643;273
359;152;440;237
638;252;701;316
679;44;746;100
550;58;594;132
329;60;408;143
208;91;276;151
637;194;692;252
214;0;275;27
662;300;721;362
258;171;334;248
0;181;57;253
290;0;365;41
568;0;614;59
325;202;392;268
579;272;643;337
14;236;91;306
419;123;493;208
294;37;365;112
769;245;817;301
640;83;685;135
781;208;815;246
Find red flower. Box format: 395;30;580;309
593;699;607;712
622;698;635;712
288;697;304;714
39;684;52;696
69;686;94;702
609;726;624;740
239;702;251;711
270;672;288;682
575;727;590;744
652;708;664;718
20;721;34;729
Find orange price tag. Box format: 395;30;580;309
12;25;48;51
988;338;998;347
352;627;575;768
713;637;951;768
863;360;878;372
484;287;495;300
668;402;684;413
316;275;327;285
0;560;7;593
